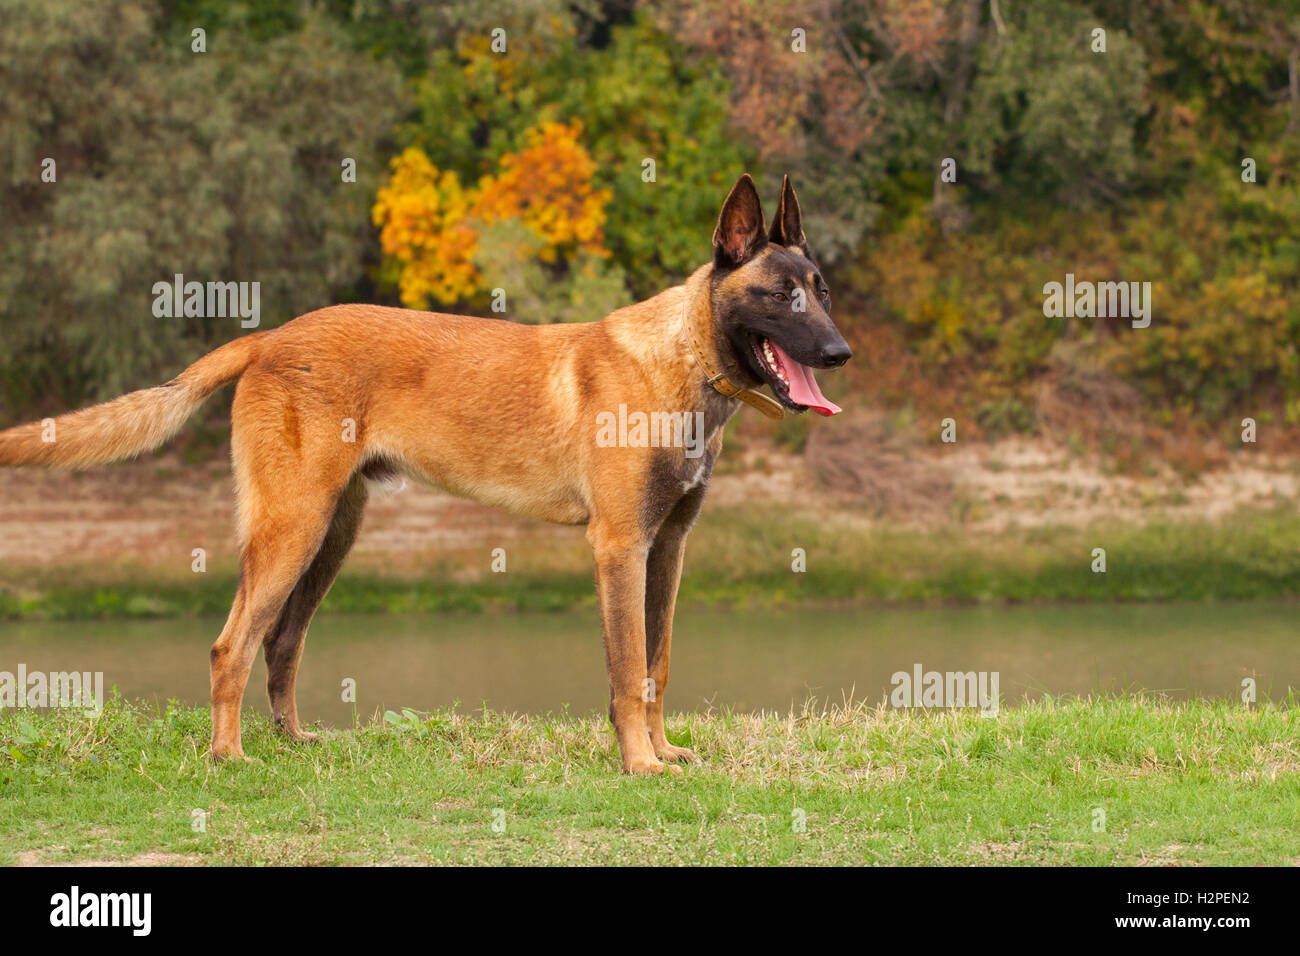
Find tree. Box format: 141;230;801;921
0;0;402;411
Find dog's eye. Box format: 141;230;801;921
819;288;831;300
771;292;788;302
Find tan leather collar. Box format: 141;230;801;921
681;278;786;420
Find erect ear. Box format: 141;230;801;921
768;174;812;258
712;174;767;269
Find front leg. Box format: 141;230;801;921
588;521;672;775
644;489;706;764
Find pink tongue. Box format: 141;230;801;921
769;341;842;416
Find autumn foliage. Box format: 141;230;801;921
7;0;1300;461
371;151;479;307
373;121;610;308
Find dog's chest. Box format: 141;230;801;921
672;415;725;492
680;456;710;492
640;444;718;533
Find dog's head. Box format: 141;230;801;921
708;174;851;416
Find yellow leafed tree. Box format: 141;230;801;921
372;148;480;306
373;121;611;308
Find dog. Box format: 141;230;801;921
0;173;851;774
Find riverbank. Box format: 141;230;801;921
0;504;1296;620
2;695;1294;865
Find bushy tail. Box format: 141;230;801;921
0;335;263;469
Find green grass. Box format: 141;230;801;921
1;506;1298;620
1;695;1296;865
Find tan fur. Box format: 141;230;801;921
0;336;262;469
0;175;845;774
0;269;734;773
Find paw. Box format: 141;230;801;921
656;743;702;765
209;743;248;763
624;757;682;777
273;715;321;743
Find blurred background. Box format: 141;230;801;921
1;0;1297;713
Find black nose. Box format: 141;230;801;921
818;342;852;368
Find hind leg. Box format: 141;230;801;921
208;495;339;760
208;380;359;760
263;474;367;741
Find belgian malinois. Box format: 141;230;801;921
0;174;850;774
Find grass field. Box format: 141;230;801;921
1;695;1296;866
1;506;1298;621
